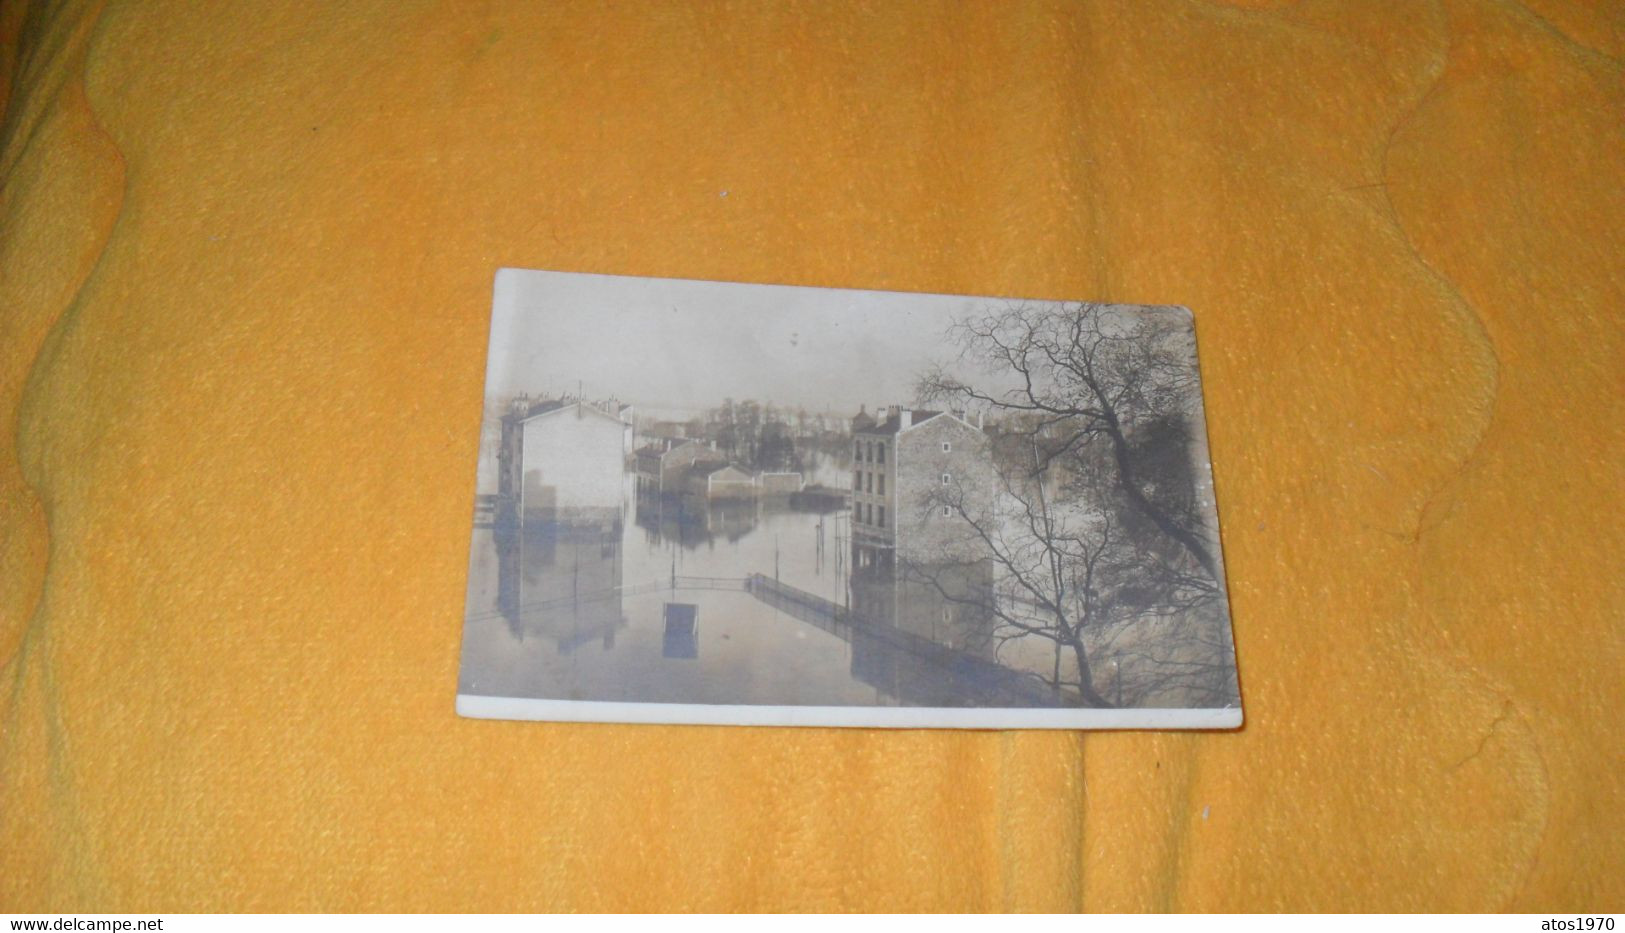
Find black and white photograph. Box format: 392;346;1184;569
457;270;1241;728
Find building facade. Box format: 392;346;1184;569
512;400;627;523
851;406;996;567
635;439;726;496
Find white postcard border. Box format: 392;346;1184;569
457;693;1242;730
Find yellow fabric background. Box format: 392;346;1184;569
2;0;1621;912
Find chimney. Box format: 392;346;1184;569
976;410;985;430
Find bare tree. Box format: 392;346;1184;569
903;436;1119;706
902;433;1232;708
918;302;1218;579
905;303;1238;708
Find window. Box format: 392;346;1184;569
877;474;885;495
866;472;873;493
942;505;952;517
877;506;886;528
853;470;861;489
865;503;873;524
877;443;885;464
942;442;951;452
855;440;864;461
942;473;951;485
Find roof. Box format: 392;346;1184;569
705;464;752;478
854;409;943;436
518;399;624;426
524;399;565;417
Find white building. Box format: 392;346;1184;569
516;400;627;522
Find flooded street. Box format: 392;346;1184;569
459;474;1065;708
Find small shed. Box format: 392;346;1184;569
703;464;756;500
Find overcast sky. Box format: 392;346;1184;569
484;269;1018;416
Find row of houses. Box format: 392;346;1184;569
634;439;804;500
493;395;996;556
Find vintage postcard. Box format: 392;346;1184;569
456;270;1241;728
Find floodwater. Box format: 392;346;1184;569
458;471;1070;708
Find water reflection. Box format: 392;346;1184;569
461;477;1069;707
635;494;760;549
492;518;625;653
